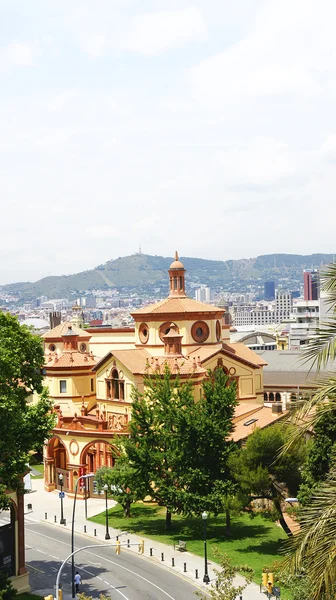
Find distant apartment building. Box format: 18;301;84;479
231;292;292;327
195;286;214;303
303;269;319;301
275;292;292;320
264;281;275;300
288;299;319;349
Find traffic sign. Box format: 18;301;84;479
59;492;65;499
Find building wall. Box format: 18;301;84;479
88;328;135;358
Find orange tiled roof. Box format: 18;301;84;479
132;297;223;316
187;342;265;368
145;355;206;376
230;406;288;442
110;349;151;374
229;343;267;367
234;402;263;419
43;321;91;340
45;351;96;368
95;348;206;376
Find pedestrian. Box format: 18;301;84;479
74;571;82;593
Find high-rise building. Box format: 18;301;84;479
264;281;275;300
303;269;319;301
195;286;213;303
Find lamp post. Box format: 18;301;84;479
59;473;66;525
71;473;95;598
202;511;210;584
103;484;110;540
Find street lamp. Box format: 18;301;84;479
202;511;210;584
59;473;66;525
71;473;95;598
103;484;110;540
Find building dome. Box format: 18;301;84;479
169;251;184;270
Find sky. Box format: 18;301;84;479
1;0;336;284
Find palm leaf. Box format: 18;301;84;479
283;466;336;599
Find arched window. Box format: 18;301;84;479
275;392;281;402
264;392;268;402
111;369;119;399
269;392;274;402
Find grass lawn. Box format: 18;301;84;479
30;463;44;478
90;503;287;583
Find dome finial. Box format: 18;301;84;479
175;250;178;261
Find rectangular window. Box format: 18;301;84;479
91;378;94;392
59;380;67;394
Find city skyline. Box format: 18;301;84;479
1;0;336;284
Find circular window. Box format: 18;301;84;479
139;322;149;344
191;321;209;343
159;322;179;341
49;344;56;352
79;342;87;353
216;320;221;342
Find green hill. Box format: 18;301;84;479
1;253;334;301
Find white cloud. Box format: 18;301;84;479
132;215;158;230
188;0;335;103
121;7;207;56
321;135;336;161
219;138;297;186
86;226;121;240
48;89;77;112
0;43;33;70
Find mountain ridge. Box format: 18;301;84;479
1;252;334;301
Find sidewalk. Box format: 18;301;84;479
25;478;265;599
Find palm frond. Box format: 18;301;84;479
280;378;336;456
283;466;336;599
302;320;336;370
320;262;336;301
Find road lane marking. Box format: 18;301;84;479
26;565;45;574
79;567;129;600
85;550;176;600
26;527;198;599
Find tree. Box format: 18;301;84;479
195;550;253;600
171;368;238;523
122;366;238;529
0;312;55;508
230;425;305;535
298;407;336;505
281;262;336;598
95;457;147;517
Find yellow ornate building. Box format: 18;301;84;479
43;253;271;496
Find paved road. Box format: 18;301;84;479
25;520;203;600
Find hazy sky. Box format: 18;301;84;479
1;0;336;284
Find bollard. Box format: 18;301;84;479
184;562;187;572
150;548;153;557
127;539;130;548
84;525;86;533
45;512;47;520
54;516;57;523
161;552;164;562
239;595;243;600
172;558;175;567
195;569;198;579
94;528;97;537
